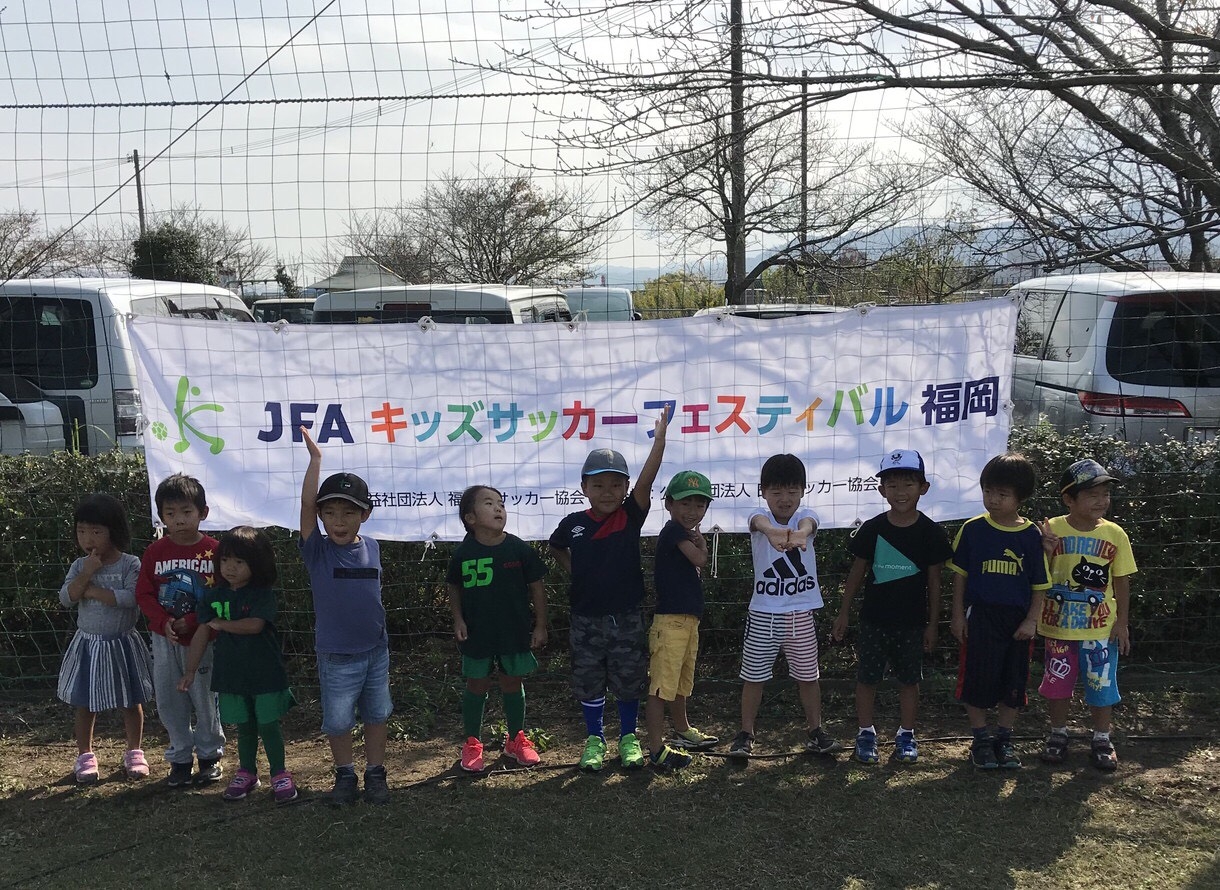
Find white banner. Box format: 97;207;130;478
128;301;1015;541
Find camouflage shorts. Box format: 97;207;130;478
569;611;648;701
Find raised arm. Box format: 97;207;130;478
299;425;321;541
631;409;669;512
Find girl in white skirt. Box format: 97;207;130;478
57;494;154;784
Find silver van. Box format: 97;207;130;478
1008;272;1220;442
562;286;638;321
0;278;253;453
313;284;572;325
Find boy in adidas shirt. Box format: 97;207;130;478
831;450;952;764
728;454;842;759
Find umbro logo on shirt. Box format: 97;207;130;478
755;549;816;596
571;525;586;539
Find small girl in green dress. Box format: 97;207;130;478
180;526;297;804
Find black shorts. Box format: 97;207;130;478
855;621;924;686
955;603;1033;710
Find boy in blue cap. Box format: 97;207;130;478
832;449;952;764
549;411;668;771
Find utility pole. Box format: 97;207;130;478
728;0;746;305
129;150;146;238
800;71;810;299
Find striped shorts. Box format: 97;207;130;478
739;609;821;682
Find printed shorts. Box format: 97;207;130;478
648;614;700;701
317;643;394;735
739;609;820;683
955;604;1033;711
463;650;538;680
570;611;648;701
1039;637;1121;707
855;621;924;687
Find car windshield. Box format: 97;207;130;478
1106;291;1220;387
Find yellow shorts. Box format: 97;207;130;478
648;614;700;700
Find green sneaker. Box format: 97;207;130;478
579;735;607;772
619;733;646;769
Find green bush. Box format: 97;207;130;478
4;424;1219;687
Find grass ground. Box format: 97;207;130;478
1;684;1218;890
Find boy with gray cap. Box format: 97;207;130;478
549;411;668;771
1037;458;1137;771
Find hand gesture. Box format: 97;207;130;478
950;611;967;645
923;623;939;653
1037;519;1060;557
453;617;468;643
653;408;669;443
787;526;812;552
171;617;190;637
830;612;849;643
763;526;791;552
301;425;321;460
80;549;103;578
530;625;548;650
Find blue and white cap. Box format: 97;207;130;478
877;449;926;480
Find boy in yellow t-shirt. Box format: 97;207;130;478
1037;459;1137;772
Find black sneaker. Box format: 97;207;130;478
804;726;843;755
649;745;693;773
971;736;999;770
727;731;754;759
363;766;390;805
993;737;1022;770
167;760;194;788
327;769;360;806
195;758;223;785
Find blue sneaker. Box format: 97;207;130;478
894;730;918;763
853;728;879;764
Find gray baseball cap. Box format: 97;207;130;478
581;449;629;477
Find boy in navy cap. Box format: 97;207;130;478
549;411;668;771
299;427;392;804
1037;458;1137;771
832;450;952;764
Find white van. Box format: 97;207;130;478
693;302;845;319
1008;272;1220;442
562;286;638;321
313;283;572;325
0;278;254;454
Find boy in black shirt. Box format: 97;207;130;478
831;450;952;764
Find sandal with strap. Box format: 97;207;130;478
1039;731;1070;765
1090;738;1118;772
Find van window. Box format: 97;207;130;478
1106;292;1220;387
1015;290;1064;359
253;302;314;324
0;297;99;389
130;295;251;322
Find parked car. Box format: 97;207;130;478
252;297;315;324
693;302;846;319
313;284;572;325
0;278;254;454
0;381;65;455
1008;271;1220;442
562;286;639;321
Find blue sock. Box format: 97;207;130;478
996;726;1012;743
971;726;990;741
581;698;605;740
617;699;640;737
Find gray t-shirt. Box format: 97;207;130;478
298;532;387;654
59;553;143;636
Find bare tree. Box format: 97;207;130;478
105;204;272;285
329;208;443;284
773;0;1220;271
0;210;107;279
410;172;609;284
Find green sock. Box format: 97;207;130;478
237;721;259;772
259;720;286;774
503;688;526;736
462;690;487;739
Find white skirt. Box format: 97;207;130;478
57;628;154;711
